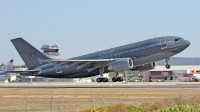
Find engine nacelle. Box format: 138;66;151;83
131;62;156;71
107;58;133;72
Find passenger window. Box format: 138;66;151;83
175;39;177;41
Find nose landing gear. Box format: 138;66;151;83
165;58;171;69
166;64;171;69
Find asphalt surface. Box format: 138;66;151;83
0;87;200;90
0;82;200;90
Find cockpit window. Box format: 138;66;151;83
175;38;182;41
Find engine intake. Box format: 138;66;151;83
107;58;133;72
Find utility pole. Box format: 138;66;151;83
51;96;53;112
125;70;128;84
27;96;29;112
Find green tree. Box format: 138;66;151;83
0;63;5;71
20;65;27;68
12;65;27;70
17;75;26;79
109;72;116;78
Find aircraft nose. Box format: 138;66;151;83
185;40;191;47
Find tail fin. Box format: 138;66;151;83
0;60;13;75
193;66;197;74
11;38;50;69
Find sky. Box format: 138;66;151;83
0;0;200;65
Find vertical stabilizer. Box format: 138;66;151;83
193;66;197;74
11;38;50;69
0;60;13;75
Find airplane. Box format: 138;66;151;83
184;66;200;82
10;36;190;82
0;60;13;82
192;66;200;82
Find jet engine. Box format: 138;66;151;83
131;62;156;71
107;58;133;72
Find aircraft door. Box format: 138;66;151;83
160;39;167;49
56;66;62;74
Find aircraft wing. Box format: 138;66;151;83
38;58;116;70
8;70;42;75
38;58;115;63
9;70;41;73
9;58;116;75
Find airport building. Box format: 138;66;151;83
145;57;200;82
41;44;60;58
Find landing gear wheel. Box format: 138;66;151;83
165;64;171;69
96;78;102;83
165;58;171;69
117;77;123;82
97;78;108;83
112;77;117;82
112;77;123;82
102;78;108;82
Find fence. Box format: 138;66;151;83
0;95;139;112
0;89;179;112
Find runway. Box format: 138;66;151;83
0;87;200;90
0;82;200;89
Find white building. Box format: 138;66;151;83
41;44;60;58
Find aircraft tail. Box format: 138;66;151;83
193;66;197;74
11;38;50;69
0;60;13;75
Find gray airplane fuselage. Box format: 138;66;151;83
32;36;190;78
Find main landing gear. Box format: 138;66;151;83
96;77;108;83
96;67;109;83
112;77;123;82
96;68;123;83
165;58;171;69
112;72;123;82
